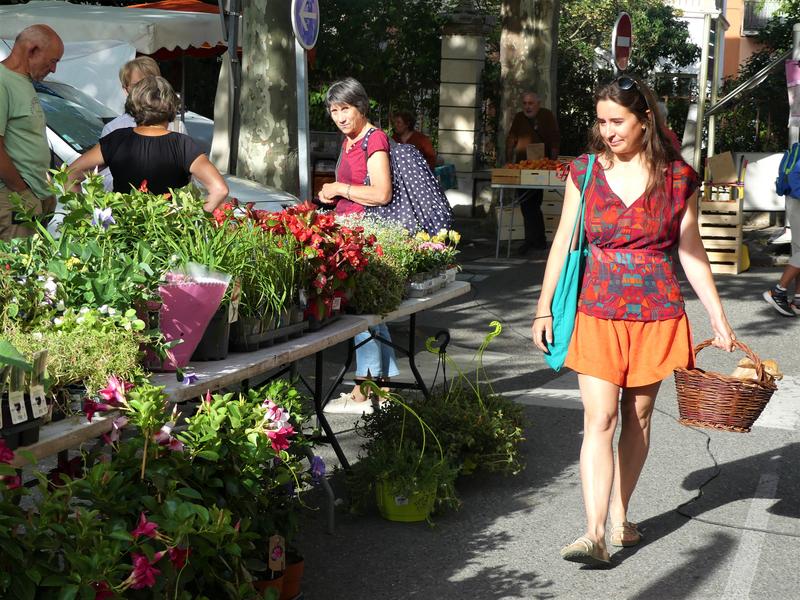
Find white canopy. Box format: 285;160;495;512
0;1;227;55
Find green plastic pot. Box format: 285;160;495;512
375;480;436;522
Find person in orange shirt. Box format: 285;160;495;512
391;110;437;170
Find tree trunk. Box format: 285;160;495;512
498;0;560;152
238;0;299;196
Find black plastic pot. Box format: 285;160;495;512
192;305;231;361
1;394;42;450
229;315;262;353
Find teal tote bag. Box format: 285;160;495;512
545;154;595;371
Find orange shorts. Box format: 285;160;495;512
564;311;695;388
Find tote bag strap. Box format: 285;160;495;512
569;154;595;251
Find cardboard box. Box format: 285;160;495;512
544;214;561;235
526;143;545;160
520;169;549;185
707;151;739;183
548;170;566;186
495;206;525;240
491;168;520;184
541;199;563;215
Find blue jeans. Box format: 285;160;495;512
354;323;399;379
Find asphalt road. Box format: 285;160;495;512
296;229;800;600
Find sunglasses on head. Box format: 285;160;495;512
615;76;650;110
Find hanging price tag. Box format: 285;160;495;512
29;350;48;419
228;278;241;324
9;367;29;425
0;366;9;429
267;534;286;572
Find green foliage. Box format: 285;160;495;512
349;255;406;316
0;379;318;598
714;1;798;153
2;307;146;398
347;381;460;518
556;0;699;154
362;321;525;477
310;0;459;131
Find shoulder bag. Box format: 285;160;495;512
545;154;595;371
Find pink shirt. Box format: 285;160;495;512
334;129;390;215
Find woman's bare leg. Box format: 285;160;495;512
609;381;660;525
577;373;621;556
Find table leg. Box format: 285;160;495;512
495;187;504;258
507;192;515;258
313;348;350;470
370;314;431;400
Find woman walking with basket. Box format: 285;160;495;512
532;76;736;567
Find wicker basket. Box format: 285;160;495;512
674;340;777;433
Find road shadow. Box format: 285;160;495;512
615;441;799;560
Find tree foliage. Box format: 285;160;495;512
309;0;459;132
715;0;799;153
556;0;698;154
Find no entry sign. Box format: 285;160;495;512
612;12;632;72
292;0;320;50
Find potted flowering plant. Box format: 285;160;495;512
251;203;377;326
348;382;459;522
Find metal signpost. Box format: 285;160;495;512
611;12;632;74
292;0;320;202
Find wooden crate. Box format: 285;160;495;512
491;168;520;184
702;183;744;202
495;206;525;240
699;189;744;274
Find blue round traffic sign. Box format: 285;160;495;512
292;0;320;50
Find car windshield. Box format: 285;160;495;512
34;81;113;153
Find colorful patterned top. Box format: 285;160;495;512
569;153;700;321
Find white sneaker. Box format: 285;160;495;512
323;393;374;415
769;228;792;245
792;302;800;316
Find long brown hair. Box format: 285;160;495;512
588;76;681;212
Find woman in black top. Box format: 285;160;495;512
69;76;227;212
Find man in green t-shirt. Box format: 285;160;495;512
0;24;63;240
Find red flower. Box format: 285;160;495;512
1;475;21;489
267;424;295;452
0;439;14;464
129;552;161;590
83;399;112;423
138;180;149;193
131;512;159;540
98;375;132;406
92;581;114;600
168;546;190;570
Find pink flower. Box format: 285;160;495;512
204;390;212;404
98;375;133;406
131;512;158;540
152;422;174;445
263;400;290;427
0;439;14;464
167;437;184;452
92;581;114;600
102;415;129;445
266;424;295;452
129;552;161;590
168;546;190;570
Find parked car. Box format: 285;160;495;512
35;79;298;232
